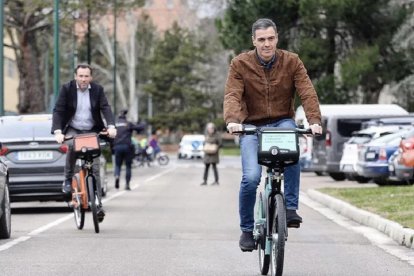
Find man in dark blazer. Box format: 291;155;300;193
52;64;117;222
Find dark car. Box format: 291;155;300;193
356;128;414;185
0;144;11;239
0;114;109;202
0;114;69;202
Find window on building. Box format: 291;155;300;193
167;0;174;9
145;0;153;7
5;57;16;78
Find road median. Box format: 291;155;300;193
307;189;414;249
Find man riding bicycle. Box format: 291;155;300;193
52;64;117;222
224;18;323;252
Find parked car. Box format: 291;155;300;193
388;150;414;184
356;128;414;185
0;114;108;202
296;104;409;181
340;125;407;183
361;115;414;129
0;145;11;239
178;134;205;159
299;135;313;171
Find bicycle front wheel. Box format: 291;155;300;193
72;176;85;230
270;194;286;276
87;176;100;234
257;192;270;275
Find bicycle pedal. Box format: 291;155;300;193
287;222;301;228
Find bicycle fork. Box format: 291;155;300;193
264;170;287;255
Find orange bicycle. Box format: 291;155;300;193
67;133;107;233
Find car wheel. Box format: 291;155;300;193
315;171;324;176
374;178;388;186
354;175;371;184
329;172;346;181
0;183;11;239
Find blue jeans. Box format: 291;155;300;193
239;118;300;232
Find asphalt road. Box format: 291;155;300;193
1;156;413;275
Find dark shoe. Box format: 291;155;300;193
125;185;131;191
62;179;72;194
200;181;207;186
97;207;105;223
211;181;219;185
286;209;302;228
115;177;119;189
239;231;255;252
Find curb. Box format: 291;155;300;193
307;189;414;249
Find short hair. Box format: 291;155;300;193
74;64;93;75
252;18;277;38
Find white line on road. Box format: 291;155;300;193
300;192;414;266
0;169;174;253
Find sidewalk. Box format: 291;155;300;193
307;188;414;249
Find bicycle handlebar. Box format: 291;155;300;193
232;125;314;135
63;131;109;141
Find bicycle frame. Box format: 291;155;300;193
72;159;95;210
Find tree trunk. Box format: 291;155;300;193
17;30;45;113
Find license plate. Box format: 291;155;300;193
17;151;53;161
366;152;376;160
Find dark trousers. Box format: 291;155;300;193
203;163;218;182
114;144;133;184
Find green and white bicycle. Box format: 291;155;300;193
236;125;312;276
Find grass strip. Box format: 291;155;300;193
319;186;414;229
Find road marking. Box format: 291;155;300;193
0;169;174;253
300;192;414;266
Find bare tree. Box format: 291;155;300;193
4;1;52;113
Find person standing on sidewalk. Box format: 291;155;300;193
201;122;222;186
224;18;322;251
113;109;145;190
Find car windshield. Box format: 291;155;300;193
0;117;53;140
347;136;372;144
370;128;414;145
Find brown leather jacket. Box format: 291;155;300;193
223;49;321;126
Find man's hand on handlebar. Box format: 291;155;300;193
107;127;117;138
54;130;65;144
309;123;322;135
227;122;243;134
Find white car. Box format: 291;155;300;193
340;125;407;183
178;134;205;159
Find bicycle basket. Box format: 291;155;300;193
257;128;299;167
73;133;101;159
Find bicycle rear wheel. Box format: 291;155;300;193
270;194;286;276
157;154;169;166
257;192;270;275
72;176;85;230
87;176;100;233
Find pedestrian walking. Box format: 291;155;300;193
201;122;222;186
113;109;145;190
